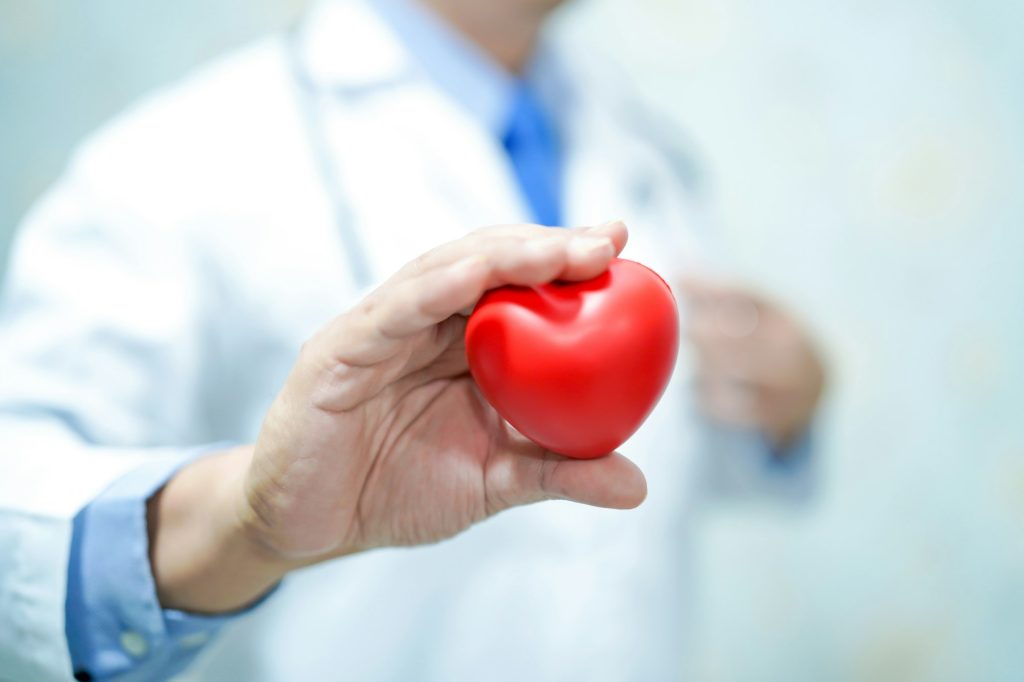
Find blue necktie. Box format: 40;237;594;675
501;85;563;227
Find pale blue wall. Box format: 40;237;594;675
570;1;1024;679
0;0;305;270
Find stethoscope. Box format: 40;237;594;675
285;23;376;291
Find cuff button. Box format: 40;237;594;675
120;630;150;658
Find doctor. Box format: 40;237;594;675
0;0;825;680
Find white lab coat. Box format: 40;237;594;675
0;1;809;679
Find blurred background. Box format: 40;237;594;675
1;0;1022;680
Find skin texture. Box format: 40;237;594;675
149;222;648;614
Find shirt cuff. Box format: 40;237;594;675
763;426;814;473
698;423;817;504
65;445;276;681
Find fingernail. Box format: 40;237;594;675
591;219;625;232
570;236;613;259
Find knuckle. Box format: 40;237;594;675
310;360;366;413
296;339;319;371
409;251;434;277
354;293;378;318
297;318;373;414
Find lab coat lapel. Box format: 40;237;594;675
556;48;704;279
294;0;528;281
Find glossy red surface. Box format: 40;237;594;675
465;258;679;459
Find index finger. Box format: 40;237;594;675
374;226;625;340
394;220;629;285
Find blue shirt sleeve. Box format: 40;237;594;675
65;447;276;681
697;423;818;505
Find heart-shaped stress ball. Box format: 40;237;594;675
465;258;679;459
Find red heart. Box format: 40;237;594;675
465;258;679;459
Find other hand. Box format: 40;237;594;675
680;276;826;451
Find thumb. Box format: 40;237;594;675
482;432;648;515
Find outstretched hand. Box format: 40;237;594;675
246;220;647;560
149;221;646;614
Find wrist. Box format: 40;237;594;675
148;446;290;614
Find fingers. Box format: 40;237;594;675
694;374;818;449
459;222;625;284
688;298;823;390
303;220;632;410
540;452;647;509
578;220;629;254
398;221;628;282
297;221;630;411
682;279;807;386
483;432;647;514
693;375;762;428
681;275;825;443
677;273;729;300
683;282;763;343
374;254;492;341
348;222;628;358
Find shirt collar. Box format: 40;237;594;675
370;0;551;138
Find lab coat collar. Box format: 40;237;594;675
294;0;578;130
371;0;514;138
295;0;415;91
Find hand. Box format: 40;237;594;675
679;276;826;451
149;222;647;613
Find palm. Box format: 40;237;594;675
249;325;529;558
354;376;504;548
